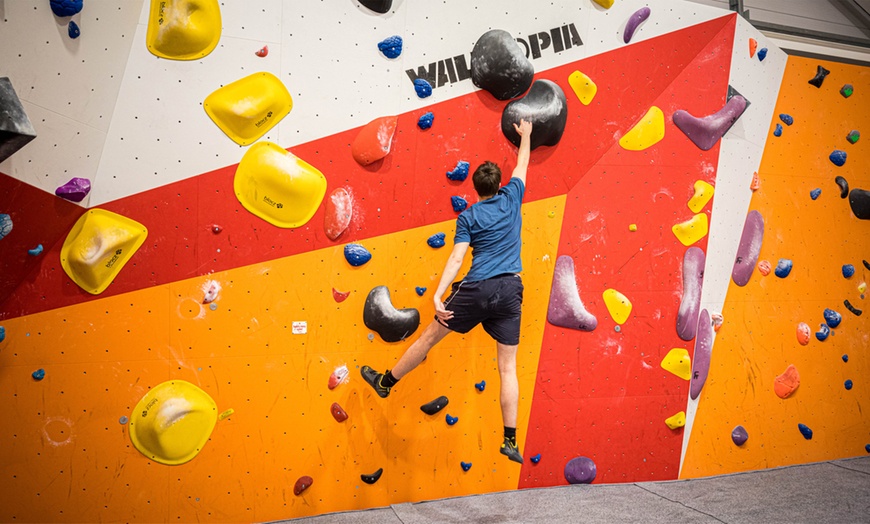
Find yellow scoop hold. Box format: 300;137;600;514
204;72;293;146
146;0;222;60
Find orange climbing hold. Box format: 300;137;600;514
750;172;760;191
749;38;758;58
352;116;398;166
796;323;811;346
757;260;771;276
774;364;800;399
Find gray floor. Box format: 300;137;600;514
274;457;870;523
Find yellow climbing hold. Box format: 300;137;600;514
568;71;597;105
592;0;615;8
661;348;691;380
619;106;665;151
672;213;709;246
858;282;867;294
665;411;686;430
629;224;638;232
548;211;556;218
146;0;222;61
687;180;715;213
203;72;293;146
602;288;632;324
219;409;235;420
60;209;148;295
129;380;217;466
234;141;327;228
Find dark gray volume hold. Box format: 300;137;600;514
420;396;449;415
501;79;568;150
358;0;392;13
848;188;870;220
471;29;534;101
363;286;420;342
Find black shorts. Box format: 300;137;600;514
436;274;524;345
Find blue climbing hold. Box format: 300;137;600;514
0;214;11;240
28;244;43;256
779;114;793;126
475;380;486;392
0;326;5;343
445;414;458;425
757;48;768;61
816;324;830;341
447;161;470;182
414;78;432;98
774;258;792;278
427;232;445;248
530;453;541;464
50;0;83;17
451;196;468;212
843;264;855;278
417;112;434;130
843;354;849;363
845;379;853;390
415;286;427;296
798;423;813;440
829;150;847;167
377;35;403;59
824;308;842;328
460;461;472;471
866;444;870;453
344;244;372;266
32;368;45;381
68;20;80;39
810;188;821;200
773;123;782;137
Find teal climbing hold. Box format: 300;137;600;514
28;244;43;256
32;368;45;380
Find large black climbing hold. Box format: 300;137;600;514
501;79;568;151
361;468;383;484
808;65;830;88
471;29;534;101
358;0;392;14
420;396;449;415
0;77;37;164
848;188;870;220
363;286;420;342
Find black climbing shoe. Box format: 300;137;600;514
361;365;391;398
500;438;524;464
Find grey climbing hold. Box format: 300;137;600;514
672;93;748;151
28;244;43;256
816;324;830;341
564;457;597;484
417;112;434;130
732;425;749;446
209;302;218;311
810;188;821;200
0;78;37;164
546;255;598;331
843;264;855;278
414;78;432;98
835;177;849;198
427;232;446;248
68;20;80;39
824;308;842;328
358;0;391;14
779;114;793;126
623;7;651;44
344;244;372;266
774;259;792;278
847;130;860;144
119;416;129;424
0;214;12;241
808;65;830;88
377;35;402;59
460;461;472;471
447;161;470;181
363;286;420;342
845;379;853;390
501;79;568;151
420;395;449;415
798;423;813;440
830;150;847;167
844;300;862;316
471;29;534;101
757;48;768;61
849;188;870;220
445;414;458;425
773;124;782;137
451;196;467;212
55;177;91;202
361;468;383;484
32;368;45;380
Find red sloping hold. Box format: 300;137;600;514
0;14;736;321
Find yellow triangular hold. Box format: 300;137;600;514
234;141;327;229
204;72;293;146
687;180;715;213
672;213;709;246
568;71;598;105
619;106;665;151
592;0;615;8
129;380;217;466
146;0;222;60
60;209;148;295
602;288;632;324
661;348;691;380
665;411;686;429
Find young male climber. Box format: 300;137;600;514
361;119;534;464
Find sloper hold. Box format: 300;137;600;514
774;364;800;399
661;348;691;380
843;264;856;278
618;106;665;151
568;70;597;105
471;29;534;100
420;395;449;415
672;213;709;246
352;116;398;166
690;310;713;400
359;0;392;14
677;247;705;341
830;150;847;167
602;288;632;325
849;188;870;220
344;244;372;266
451;196;468;212
665;411;686;430
732;425;749;446
363;286;420;342
808;65;830;88
623;7;651;44
147;0;222;60
547;255;598;331
502;79;568;150
324;188;353;241
55;177;91;203
673;95;748;151
294;476;313;496
796;322;811;346
361;468;383;484
564;457;597;484
732;210;764;286
687;180;714;213
427;232;446;248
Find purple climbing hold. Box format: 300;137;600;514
673;94;748;151
377;35;402;59
816;324;830;341
810;188;821;200
830;150;847;167
415;286;426;296
460;461;472;471
774;259;792;278
55;177;91;202
451;196;467;212
417;112;434;130
547;255;598;331
414;78;432;98
0;214;13;241
824;308;842;328
731;425;749;446
445;414;458;425
732;210;764;287
470;29;534;101
843;264;855;278
358;0;392;14
475;380;486;392
427;232;446;248
808;65;830;88
845;379;853;390
363;286;420;342
447;161;470;181
530;453;541;464
50;0;83;17
849;188;870;220
798;423;813;440
502;79;568;151
773;123;783;137
28;244;43;256
835;177;849;198
844;300;862;316
32;368;45;380
564;457;597;484
846;130;860;144
690;309;713;400
68;20;80;39
344;244;372;266
757;48;768;61
841;84;854;98
779;114;793;126
677;247;705;341
623;7;651;44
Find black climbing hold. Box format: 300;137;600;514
420;395;449;415
865;260;870;271
808;65;830;88
358;0;392;14
471;29;534;101
824;308;842;328
849;188;870;220
361;468;383;484
835;176;849;198
363;286;420;342
844;300;863;317
501;79;568;151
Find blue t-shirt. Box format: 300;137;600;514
454;177;525;281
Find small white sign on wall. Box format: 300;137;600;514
292;321;307;334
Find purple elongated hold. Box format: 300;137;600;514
732;210;764;286
55;177;91;202
731;425;749;446
547;255;598;331
673;95;748;151
690;309;713;400
623;7;651;44
677;247;706;341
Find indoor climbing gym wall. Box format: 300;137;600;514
0;0;866;522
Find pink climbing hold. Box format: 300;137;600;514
673;95;748;151
676;247;705;341
255;46;269;57
546;255;598;331
324;188;353;241
690;309;713;400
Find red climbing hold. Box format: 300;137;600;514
351;116;398;166
294;476;313;495
750;172;760;191
774;364;800;399
749;38;758;58
331;402;348;422
332;288;350;303
255;46;268;57
328;365;348;389
324;188;353;241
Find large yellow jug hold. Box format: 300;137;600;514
568;70;598;105
661;348;692;380
602;288;632;324
204;72;293;146
146;0;222;60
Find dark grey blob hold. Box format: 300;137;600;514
471;29;534;101
358;0;392;14
848;188;870;220
501;79;568;150
363;286;420;342
835;176;849;198
0;78;38;164
808;65;830;88
420;395;449;415
361;467;383;484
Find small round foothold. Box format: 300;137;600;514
629;224;637;232
843;354;849;363
212;225;222;234
530;453;542;464
614;325;621;332
68;21;80;39
119;416;129;425
475;380;486;392
548;211;556;218
845;379;853;390
32;368;45;381
367;333;375;341
460;461;472;472
209;302;218;311
810;188;821;200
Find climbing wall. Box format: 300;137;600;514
0;0;866;522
